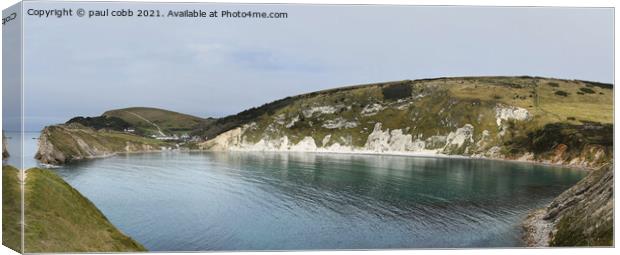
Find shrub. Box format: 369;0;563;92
555;91;569;97
382;83;412;100
579;87;595;94
578;80;613;90
66;116;131;131
547;82;560;87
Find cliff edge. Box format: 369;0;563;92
35;123;168;165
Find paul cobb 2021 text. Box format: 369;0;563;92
25;8;288;19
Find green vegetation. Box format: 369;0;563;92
2;165;22;253
66;116;132;132
17;168;146;252
197;77;612;161
381;82;413;100
36;123;171;165
103;107;212;136
504;122;612;164
4;165;146;252
579;87;596;94
552;214;613;246
547;82;559;87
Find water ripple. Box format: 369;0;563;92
52;151;585;251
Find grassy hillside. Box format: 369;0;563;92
195;77;612;141
4;165;146;252
2;165;22;252
197;76;612;167
1;166;147;252
103;107;212;136
36;123;170;165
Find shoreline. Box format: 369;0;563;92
191;148;596;171
35;147;595;172
31;147;600;248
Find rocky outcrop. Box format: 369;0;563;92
363;123;426;152
199;118;611;171
322;118;358;129
2;132;9;159
442;124;474;154
495;104;531;126
199;127;244;151
523;164;613;247
35;124;164;165
199;122;467;156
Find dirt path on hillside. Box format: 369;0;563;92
124;111;166;136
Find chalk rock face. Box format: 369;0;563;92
361;103;384;116
388;129;412;151
200;127;244;151
443;124;475;154
363;123;426;152
322;135;332;147
290;137;317;151
322;118;358;129
302;105;341;118
476;130;491;148
364;123;391;152
425;135;447;149
285;115;300;128
496;104;531;126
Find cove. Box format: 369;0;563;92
49;151;585;251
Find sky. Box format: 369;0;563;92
6;2;615;131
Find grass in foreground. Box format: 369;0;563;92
2;165;22;253
2;166;147;252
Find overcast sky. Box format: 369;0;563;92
11;2;615;131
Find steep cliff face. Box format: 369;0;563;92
523;164;613;246
199;77;612;169
35;124;168;165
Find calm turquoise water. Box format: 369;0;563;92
41;150;585;251
2;132;585;250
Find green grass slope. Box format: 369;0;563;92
103;107;212;136
20;167;145;252
4;165;146;252
2;165;22;253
